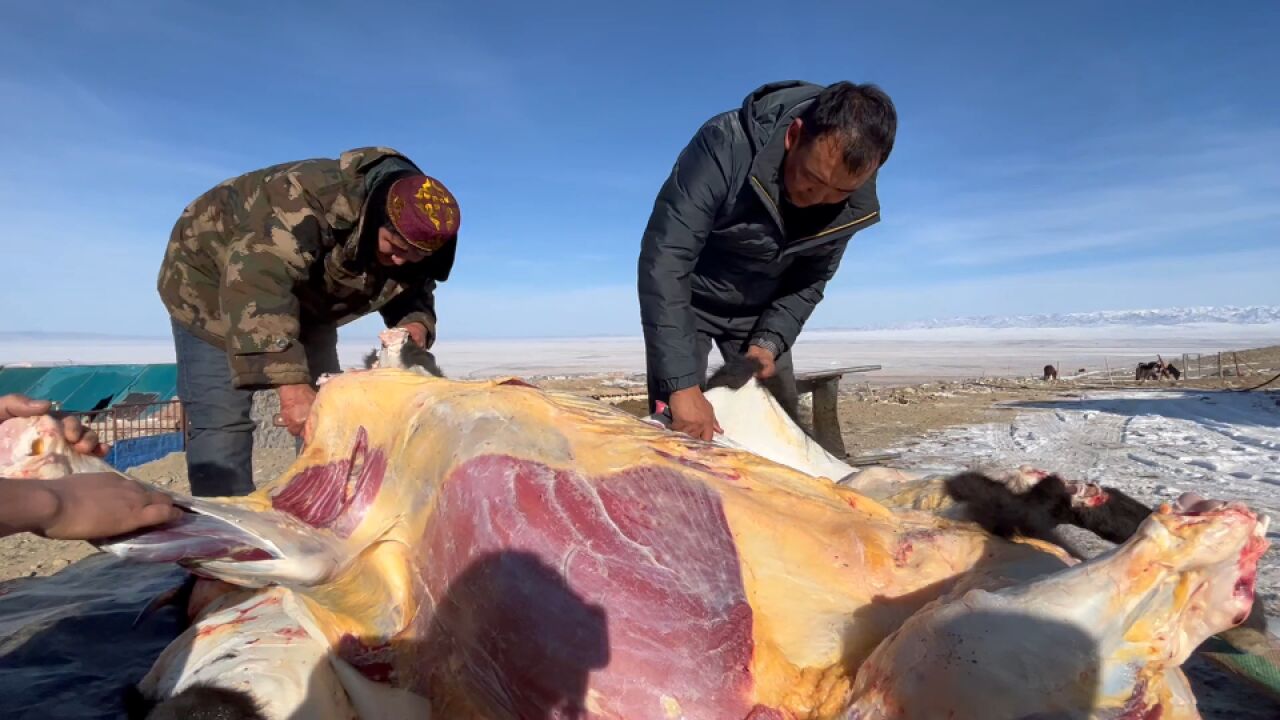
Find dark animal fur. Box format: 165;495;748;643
396;340;445;378
1069;487;1152;544
704;353;801;424
944;471;1153;558
1042;364;1058;381
125;683;266;720
364;338;445;377
1136;358;1178;382
946;471;1075;543
1135;361;1161;382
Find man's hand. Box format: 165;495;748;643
0;393;105;456
668;386;722;442
0;393;50;423
276;384;317;437
745;344;777;379
400;322;430;349
22;473;183;540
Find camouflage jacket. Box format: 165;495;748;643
158;147;455;389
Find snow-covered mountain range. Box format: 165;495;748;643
829;305;1280;331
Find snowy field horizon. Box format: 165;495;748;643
3;311;1277;384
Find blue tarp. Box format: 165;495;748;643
104;432;184;472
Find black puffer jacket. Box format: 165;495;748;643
638;81;882;393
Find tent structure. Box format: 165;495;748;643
0;364;178;411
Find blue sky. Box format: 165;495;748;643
1;0;1276;341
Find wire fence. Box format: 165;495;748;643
64;399;186;447
1050;352;1275;387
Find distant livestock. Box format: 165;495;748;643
1135;361;1162;382
1135;356;1181;383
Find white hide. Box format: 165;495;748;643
650;379;858;482
137;586;358;720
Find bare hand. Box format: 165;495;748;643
0;393;50;423
669;386;722;442
276;384;317;437
401;322;430;348
33;473;183;540
0;394;105;455
745;345;777;379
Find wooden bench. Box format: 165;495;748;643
795;365;882;459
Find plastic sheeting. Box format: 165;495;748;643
0;364;177;411
0;367;52;397
104;431;184;471
116;364;178;406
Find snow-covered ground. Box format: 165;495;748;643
4;322;1277;383
884;388;1280;617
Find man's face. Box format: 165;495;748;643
376;225;430;267
781;120;879;208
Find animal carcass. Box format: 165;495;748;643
1;371;1268;719
848;492;1268;719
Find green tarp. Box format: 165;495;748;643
0;364;178;411
116;364;178;405
0;367;53;397
1203;624;1280;701
22;367;98;410
61;365;146;412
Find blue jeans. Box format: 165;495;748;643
171;319;340;497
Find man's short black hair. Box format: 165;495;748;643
798;81;897;173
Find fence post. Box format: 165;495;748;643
1218;352;1223;379
1233;352;1243;377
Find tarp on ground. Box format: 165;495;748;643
0;367;53;397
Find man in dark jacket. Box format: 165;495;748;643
638;81;896;440
157;147;460;496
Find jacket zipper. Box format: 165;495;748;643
780;210;878;257
750;176;786;233
795;210;880;243
751;176;880;254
